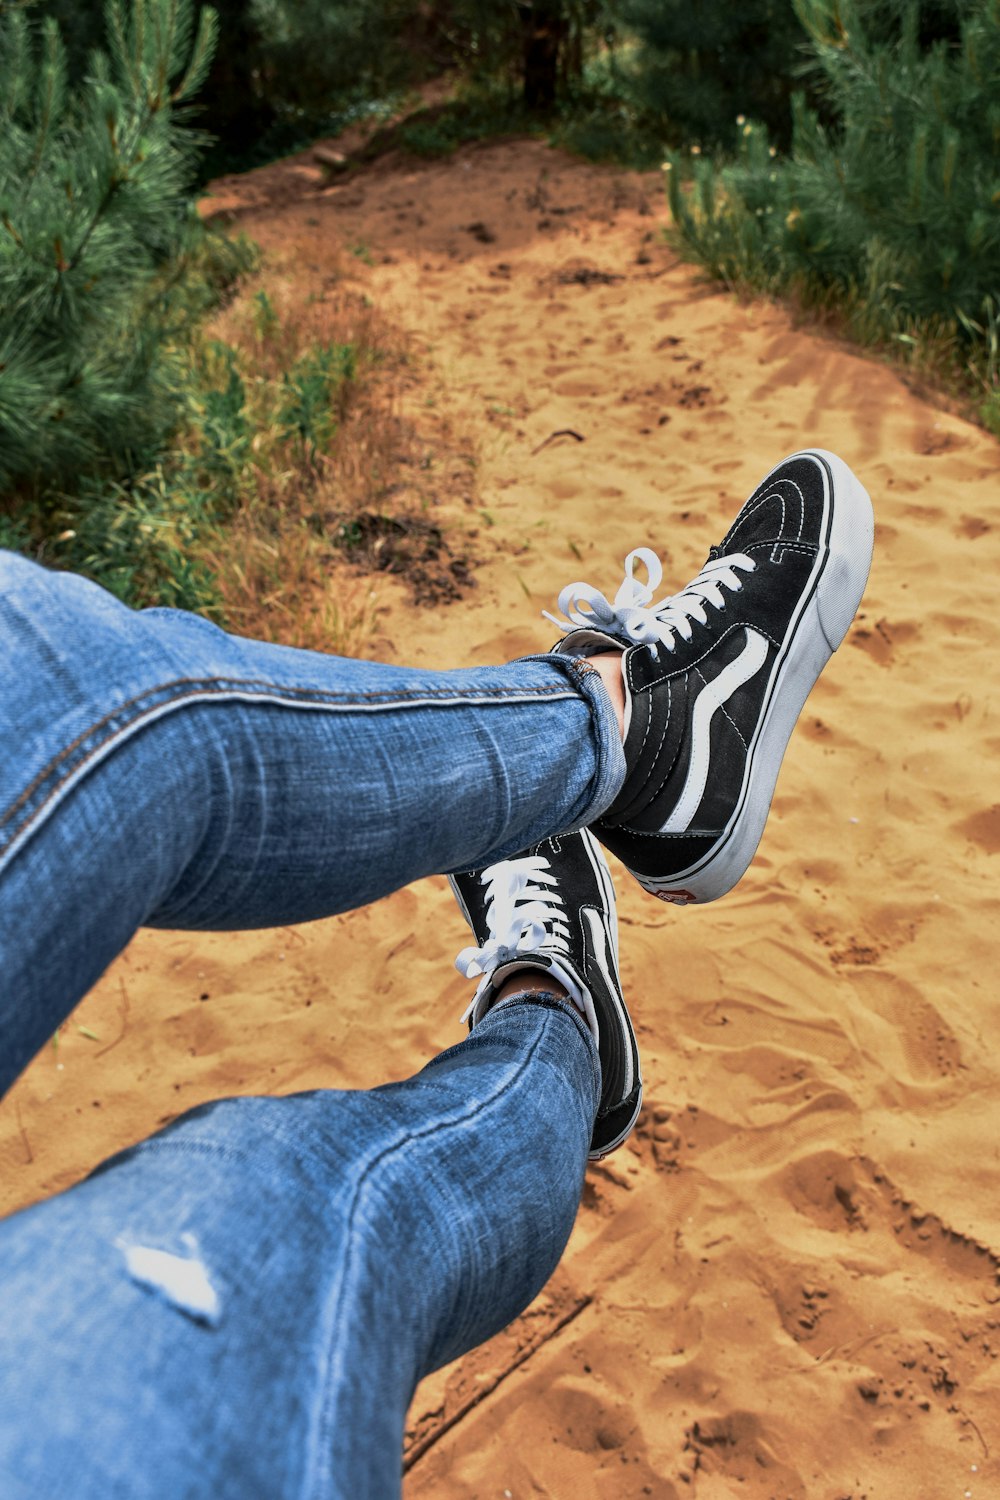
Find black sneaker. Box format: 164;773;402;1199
546;449;874;904
450;829;642;1159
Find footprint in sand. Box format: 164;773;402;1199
849;616;919;666
769;1278;834;1346
914;427;966;456
849;969;963;1082
631;1102;683;1173
781;1150;884;1233
682;1411;801;1494
955;803;1000;853
955;513;992;539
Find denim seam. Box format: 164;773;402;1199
305;1010;577;1500
0;679;582;869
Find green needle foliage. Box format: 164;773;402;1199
622;0;808;150
665;0;1000;427
0;0;222;496
23;305;363;616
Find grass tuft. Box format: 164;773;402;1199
4;242;477;656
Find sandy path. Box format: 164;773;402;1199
2;136;999;1498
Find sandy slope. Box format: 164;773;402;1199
2;135;999;1499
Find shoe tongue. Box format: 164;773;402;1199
492;955;554;985
553;627;628;657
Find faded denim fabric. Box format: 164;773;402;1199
0;552;618;1498
0;551;624;1089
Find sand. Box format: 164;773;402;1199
2;133;999;1499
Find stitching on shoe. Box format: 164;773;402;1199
578;899;630;1110
694;666;748;751
743;540;815;558
619;826;718;841
618;676;682;820
723;484;788;549
631;675;661;772
725;478;812;562
637;623;780;689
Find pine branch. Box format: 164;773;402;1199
172;5;217;103
133;0;148;96
63;95;157;275
0;10;33;128
104;0;141;97
23;19;66;194
0;0;238;499
152;0;172;104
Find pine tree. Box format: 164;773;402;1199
622;0;807;149
783;0;1000;320
0;0;219;497
445;1;612;109
667;0;1000;328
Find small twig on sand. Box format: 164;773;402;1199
531;429;585;456
96;978;131;1058
385;933;414;963
313;146;349;176
15;1102;33;1165
960;1409;990;1459
403;1294;592;1470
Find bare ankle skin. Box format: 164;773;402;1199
493;972;585;1021
494;972;570;1004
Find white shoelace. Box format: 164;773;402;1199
544;546;756;653
455;855;595;1038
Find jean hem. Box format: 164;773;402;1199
514;654;626;829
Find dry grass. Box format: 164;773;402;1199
192;270;478;655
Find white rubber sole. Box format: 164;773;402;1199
633;450;874;906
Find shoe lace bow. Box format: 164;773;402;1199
544;546;756;653
455;855;570;1023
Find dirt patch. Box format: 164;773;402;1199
332;508;475;604
553;266;624;287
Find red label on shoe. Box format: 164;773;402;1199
651;888;698;905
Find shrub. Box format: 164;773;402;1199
665;0;1000;418
29;295;365;616
622;0;808;150
0;0;221;497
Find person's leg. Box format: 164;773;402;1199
0;448;875;1496
1;450;874;1089
0;551;625;1091
0;997;599;1500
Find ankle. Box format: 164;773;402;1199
589;652;626;741
493;970;586;1022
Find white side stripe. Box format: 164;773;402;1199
659;628;769;834
582;905;633;1095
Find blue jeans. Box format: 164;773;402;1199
0;553;625;1498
